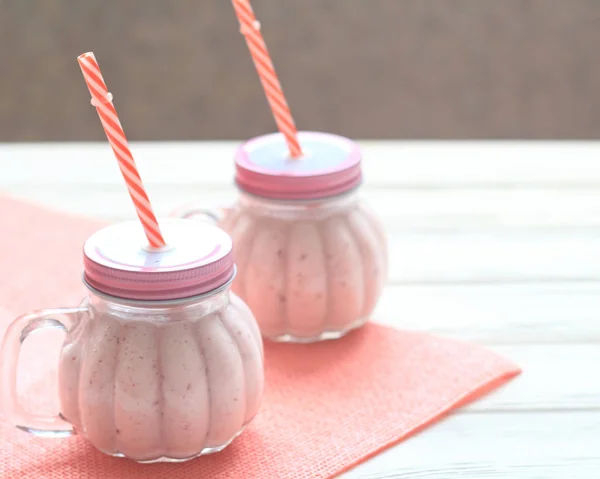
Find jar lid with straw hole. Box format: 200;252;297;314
83;219;234;301
234;131;362;200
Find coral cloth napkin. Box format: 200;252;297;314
0;195;520;478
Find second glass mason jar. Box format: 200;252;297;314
0;219;264;463
178;132;388;343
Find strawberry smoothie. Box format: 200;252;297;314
58;293;263;462
225;193;387;342
3;220;265;462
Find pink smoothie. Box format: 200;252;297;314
225;202;387;342
58;296;264;462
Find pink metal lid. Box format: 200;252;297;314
83;219;234;301
234;131;362;200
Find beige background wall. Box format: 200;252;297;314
1;0;600;141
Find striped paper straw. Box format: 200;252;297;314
77;52;166;249
231;0;303;158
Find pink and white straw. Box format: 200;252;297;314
77;52;166;249
231;0;303;158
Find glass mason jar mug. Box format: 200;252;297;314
176;132;388;343
0;220;264;463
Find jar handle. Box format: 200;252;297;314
170;203;229;224
0;307;86;437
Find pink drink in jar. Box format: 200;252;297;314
0;219;264;462
178;132;388;343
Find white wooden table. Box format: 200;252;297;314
1;141;599;478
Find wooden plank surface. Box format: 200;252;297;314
6;185;600;232
1;141;598;478
344;412;600;479
4;141;600;187
375;282;600;344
